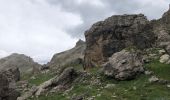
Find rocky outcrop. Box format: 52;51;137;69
102;50;144;80
152;7;170;54
3;67;20;82
84;14;156;69
0;68;20;100
0;53;41;73
35;67;78;96
47;39;86;68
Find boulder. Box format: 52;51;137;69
0;69;20;100
35;67;78;96
84;14;156;69
148;76;159;83
159;54;170;64
102;50;144;80
8;67;20;82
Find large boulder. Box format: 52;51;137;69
47;39;86;68
35;67;78;96
84;14;156;69
3;67;20;82
102;50;144;80
0;68;20;100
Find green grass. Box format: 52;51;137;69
145;60;170;80
28;73;55;86
27;60;170;100
28;93;67;100
21;72;56;86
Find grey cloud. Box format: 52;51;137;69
46;0;170;38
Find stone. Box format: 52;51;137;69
167;84;170;88
0;69;20;100
35;67;78;96
18;67;79;99
149;76;159;83
144;70;153;75
3;67;20;82
158;49;166;55
104;84;116;89
17;86;38;100
158;79;169;85
102;50;144;80
84;14;156;69
159;54;170;63
133;86;137;90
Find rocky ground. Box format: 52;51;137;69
1;6;170;100
16;48;170;100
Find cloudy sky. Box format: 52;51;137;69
0;0;170;64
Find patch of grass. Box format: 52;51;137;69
28;93;67;100
28;73;55;86
145;60;170;80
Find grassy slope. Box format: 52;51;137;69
28;61;170;100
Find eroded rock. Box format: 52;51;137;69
0;68;20;100
102;50;144;80
35;67;78;96
84;14;156;69
159;54;170;64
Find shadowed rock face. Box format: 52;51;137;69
0;68;20;100
47;39;86;68
152;8;170;54
84;14;156;69
0;53;41;73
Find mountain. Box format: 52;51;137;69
0;53;41;73
47;39;86;68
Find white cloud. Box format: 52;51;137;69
0;0;82;64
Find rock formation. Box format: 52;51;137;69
0;68;20;100
84;14;156;68
152;8;170;54
0;53;41;73
47;39;86;68
102;49;144;80
18;67;79;99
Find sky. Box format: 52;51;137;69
0;0;170;64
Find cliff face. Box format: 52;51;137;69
84;14;156;68
47;40;86;68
